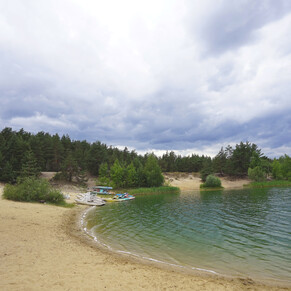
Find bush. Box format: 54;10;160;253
3;177;65;204
201;175;222;188
248;166;266;182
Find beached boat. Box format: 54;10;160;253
103;193;135;202
75;192;106;206
92;186;114;195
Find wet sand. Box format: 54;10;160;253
0;181;289;291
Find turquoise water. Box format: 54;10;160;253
85;188;291;283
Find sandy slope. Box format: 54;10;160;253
164;172;250;190
0;182;288;291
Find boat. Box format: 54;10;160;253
92;186;114;195
75;192;106;206
102;193;135;202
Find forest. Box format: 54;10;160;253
0;127;291;185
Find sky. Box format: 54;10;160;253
1;0;291;158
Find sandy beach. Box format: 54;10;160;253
0;178;289;291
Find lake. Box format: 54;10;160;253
84;187;291;284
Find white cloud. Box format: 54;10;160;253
9;113;77;133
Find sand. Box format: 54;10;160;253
0;180;289;291
164;172;250;191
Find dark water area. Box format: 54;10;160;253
85;187;291;283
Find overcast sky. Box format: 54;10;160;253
1;0;291;157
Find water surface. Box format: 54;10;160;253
85;187;291;283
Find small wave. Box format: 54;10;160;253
80;207;219;277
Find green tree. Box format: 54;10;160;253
87;142;108;175
20;150;41;178
144;154;164;187
280;155;291;180
98;162;110;186
200;157;213;182
126;162;138;188
133;157;146;187
60;153;79;182
248;166;266;182
213;147;227;175
231;142;262;177
99;162;109;178
272;159;283;180
0;161;16;183
110;159;125;188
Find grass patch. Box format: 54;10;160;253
126;186;180;195
247;180;291;188
3;177;73;207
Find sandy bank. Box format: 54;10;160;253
164;172;250;191
0;184;288;291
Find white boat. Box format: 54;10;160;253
75;192;106;206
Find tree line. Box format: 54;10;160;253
0;128;290;184
0;128;164;186
161;142;291;182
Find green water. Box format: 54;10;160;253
85;187;291;283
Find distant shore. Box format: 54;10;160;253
164;172;251;191
0;180;288;290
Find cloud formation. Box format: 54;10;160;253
0;0;291;157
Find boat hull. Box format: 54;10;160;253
75;199;105;206
103;196;135;202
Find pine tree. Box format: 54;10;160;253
20;150;41;178
144;154;164;187
0;161;16;183
60;152;79;182
126;162;138;188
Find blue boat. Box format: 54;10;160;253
103;193;135;202
92;186;114;195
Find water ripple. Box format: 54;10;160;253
86;188;291;282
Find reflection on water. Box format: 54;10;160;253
86;187;291;282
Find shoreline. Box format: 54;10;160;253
1;183;290;290
78;201;291;289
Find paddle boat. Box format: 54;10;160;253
75;192;106;206
92;186;114;195
102;193;135;202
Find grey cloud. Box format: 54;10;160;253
189;0;291;55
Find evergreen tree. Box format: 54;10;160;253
213;147;227;175
126;162;138;188
98;162;110;186
0;161;16;183
20;150;41;178
60;153;79;182
144;154;164;187
200;157;213;181
110;159;125;188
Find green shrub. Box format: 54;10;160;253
248;166;266;182
201;175;222;188
3;177;65;204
